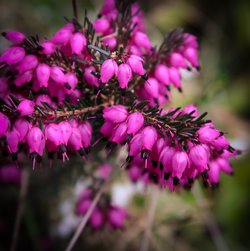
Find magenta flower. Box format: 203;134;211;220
127;112;144;136
126;55;145;75
17;99;35;117
103;105;128;123
100;59;118;83
2;31;25;45
155;64;170;85
70;32;86;55
117;63;132;89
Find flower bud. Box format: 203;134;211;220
45;123;63;147
129;133;142;157
70;32;86;55
100;121;115;137
7;129;20;154
83;67;100;87
198;126;220;144
17;99;35;116
117;63;132;89
2;31;25;45
14;71;33;87
100;59;118;83
168;67;181;89
50;66;66;85
141;126;158;151
36;63;50;88
27;127;45;155
155;64;170;85
126;55;145;75
208;161;220;185
144;78;159;99
103;105;128;123
172;151;189;179
109;122;127;144
40;41;56;55
169;52;187;68
127;112;144;135
133;31;152;50
58;121;72;145
183;47;199;68
1;47;25;65
52;23;73;45
159;146;176;173
78;122;92;148
17;55;38;73
189;144;209;172
94;18;110;33
68;127;83;152
14;118;31;142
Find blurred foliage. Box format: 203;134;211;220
0;0;249;251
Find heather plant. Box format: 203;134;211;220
0;0;240;250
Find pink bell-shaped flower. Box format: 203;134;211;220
45;123;63;147
17;55;38;73
198;125;220;144
100;121;115;137
6;129;20;155
155;64;170;85
141;126;158;151
129;133;142;157
117;63;132;89
169;52;187;68
36;63;50;88
208;161;220;185
159;146;176;174
109;122;128;144
40;41;56;55
133;31;152;50
27;126;45;155
14;118;31;142
58;121;72;145
83;66;100;87
144;78;159;99
100;59;118;83
2;46;25;65
78;122;92;149
172;151;190;181
50;66;66;86
14;71;33;87
70;32;86;55
2;31;26;45
103;105;128;123
126;55;145;75
17;99;35;116
127;112;144;135
52;23;74;45
94;18;110;33
189;144;209;172
183;47;199;68
168;66;181;89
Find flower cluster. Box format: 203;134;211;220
76;187;128;230
0;0;238;192
102;104;237;189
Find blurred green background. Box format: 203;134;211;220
0;0;249;251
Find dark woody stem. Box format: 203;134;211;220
72;0;78;20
